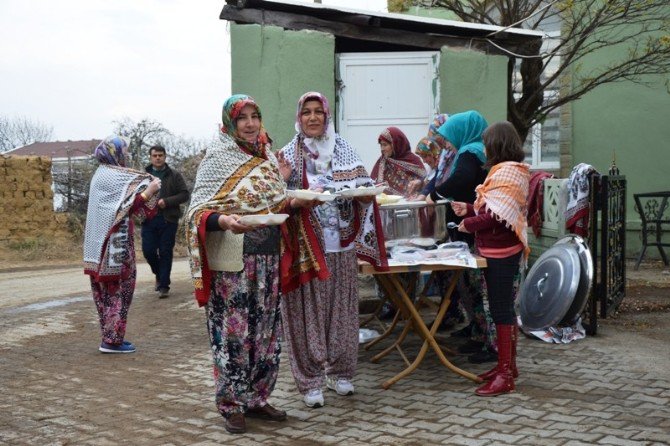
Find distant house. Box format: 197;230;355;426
5;140;99;211
5;139;98;163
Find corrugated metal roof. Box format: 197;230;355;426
222;0;544;55
263;0;543;38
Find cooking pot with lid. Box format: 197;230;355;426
378;199;448;247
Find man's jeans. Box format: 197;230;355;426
141;214;178;291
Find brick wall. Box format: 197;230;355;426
0;155;72;244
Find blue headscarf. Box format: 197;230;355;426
94;135;130;167
437;110;488;174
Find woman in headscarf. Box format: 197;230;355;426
277;92;388;409
186;94;311;434
410;113;457;200
370;127;425;320
371;126;426;197
84;135;161;354
406;115;463;329
426;110;498;364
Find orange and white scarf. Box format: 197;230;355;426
474;161;531;260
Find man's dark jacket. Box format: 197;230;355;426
144;163;190;223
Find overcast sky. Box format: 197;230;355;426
0;0;387;143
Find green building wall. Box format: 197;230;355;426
570;29;670;257
440;47;508;124
230;23;335;150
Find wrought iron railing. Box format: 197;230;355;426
582;167;627;335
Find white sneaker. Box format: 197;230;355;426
303;389;324;408
326;376;354;396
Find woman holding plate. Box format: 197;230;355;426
277;91;388;408
186;94;314;434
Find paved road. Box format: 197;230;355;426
1;261;670;445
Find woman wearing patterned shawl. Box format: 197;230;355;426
84;136;161;354
277;92;388;409
425;111;499;365
370;126;425;197
186;94;310;434
453;121;530;396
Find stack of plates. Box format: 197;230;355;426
237;213;289;227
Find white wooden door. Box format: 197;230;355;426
336;51;440;172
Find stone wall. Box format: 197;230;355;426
0;155;71;244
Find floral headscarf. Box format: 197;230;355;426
415;114;457;188
415;113;450;162
94;135;130;167
221;94;271;158
428;114;448;139
415;137;442;159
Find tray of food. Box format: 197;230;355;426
376;193;403;205
338;185;386;197
286;189;339;201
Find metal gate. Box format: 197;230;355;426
582;165;627;335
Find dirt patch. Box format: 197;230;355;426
0;238;81;270
618;286;670;314
600;285;670;343
0;232;190;271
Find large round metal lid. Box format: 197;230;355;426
518;244;581;330
555;235;593;325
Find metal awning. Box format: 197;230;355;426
221;0;543;56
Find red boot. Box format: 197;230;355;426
478;325;518;381
475;324;515;396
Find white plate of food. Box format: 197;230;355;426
409;237;437;248
286;189;339;201
376;193;403;205
338;185;386;197
237;213;289;227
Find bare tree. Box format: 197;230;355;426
113;117;172;169
0;115;54;153
156;134;212;192
51;157;97;215
393;1;670;142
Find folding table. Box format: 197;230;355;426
359;257;487;389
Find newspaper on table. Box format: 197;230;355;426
387;241;479;269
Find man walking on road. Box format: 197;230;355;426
142;145;190;298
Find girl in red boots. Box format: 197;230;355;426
451;121;530;396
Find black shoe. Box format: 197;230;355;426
450;323;473;339
378;302;396;320
427;316;459;332
158;288;170;299
468;349;498;364
457;339;485;354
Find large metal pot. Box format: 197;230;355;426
555;234;593;325
378;199;448;246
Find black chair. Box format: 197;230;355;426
633;191;670;270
